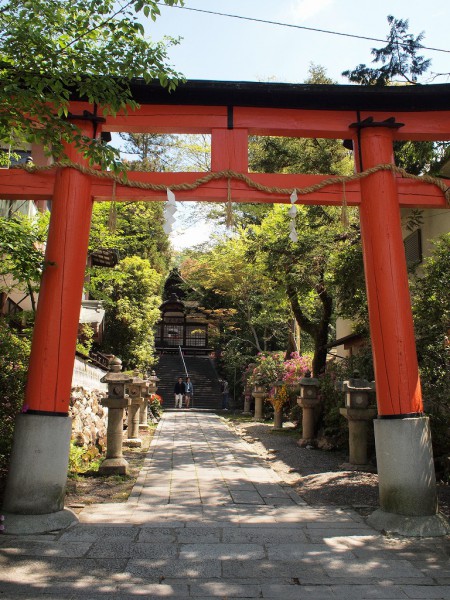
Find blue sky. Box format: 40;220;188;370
149;1;450;84
136;1;450;248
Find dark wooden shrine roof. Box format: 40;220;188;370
128;79;450;112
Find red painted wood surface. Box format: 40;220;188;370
104;104;228;133
24;122;95;414
358;128;423;416
0;169;447;208
70;101;450;140
211;129;249;172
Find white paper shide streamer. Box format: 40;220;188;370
163;188;177;234
289;190;298;243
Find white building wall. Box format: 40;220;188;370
72;356;107;392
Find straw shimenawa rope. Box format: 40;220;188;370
13;161;450;206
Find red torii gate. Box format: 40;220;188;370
2;80;450;535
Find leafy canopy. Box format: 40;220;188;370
0;212;49;312
342;15;431;85
0;0;184;168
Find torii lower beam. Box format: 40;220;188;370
0;169;447;208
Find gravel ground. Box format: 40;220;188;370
225;418;450;519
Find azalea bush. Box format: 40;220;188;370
150;393;163;419
245;351;312;391
282;352;311;386
245;352;285;389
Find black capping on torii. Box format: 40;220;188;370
65;78;450;112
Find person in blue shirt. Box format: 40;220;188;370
185;377;194;409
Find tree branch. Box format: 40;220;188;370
286;281;317;338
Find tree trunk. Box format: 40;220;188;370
287;281;333;377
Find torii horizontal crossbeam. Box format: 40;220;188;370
0;169;447;208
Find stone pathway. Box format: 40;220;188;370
1;412;449;599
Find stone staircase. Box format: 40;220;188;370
154;354;222;410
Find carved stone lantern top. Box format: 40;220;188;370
128;370;147;403
335;371;376;409
131;370;146;386
147;371;159;393
299;370;319;387
335;370;376;393
100;357;133;385
149;369;160;383
100;356;132;408
298;370;320;405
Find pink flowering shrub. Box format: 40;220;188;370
245;351;312;391
282;352;311;386
245;352;285;389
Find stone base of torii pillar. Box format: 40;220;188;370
2;414;78;535
369;416;450;537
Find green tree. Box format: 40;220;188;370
89;201;170;273
342;15;431;86
250;204;359;376
87;201;170;365
181;233;290;354
0;320;30;472
0;213;49;313
0;0;184;168
120;132;177;172
343;15;450;175
94;256;163;369
87;128;172;365
411;234;450;458
243;66;355;375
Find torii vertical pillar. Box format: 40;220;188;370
2;119;98;534
357;123;448;536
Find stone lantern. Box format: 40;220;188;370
144;370;160;424
271;380;285;431
297;370;320;446
99;357;133;475
139;379;151;430
124;370;146;448
252;384;267;421
242;386;252;415
337;371;377;465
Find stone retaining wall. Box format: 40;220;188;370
69;387;107;451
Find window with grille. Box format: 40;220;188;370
404;229;422;268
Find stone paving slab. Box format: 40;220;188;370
1;412;449;599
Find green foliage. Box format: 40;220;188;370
87;131;172;370
68;442;102;477
76;323;95;357
91;256;163;370
149;394;163;418
249;203;360;375
342;15;431;85
245;352;285;389
181;232;291;354
120;133;177;172
89;201;170;273
342;16;450;175
316;347;375;443
329;233;368;333
411;234;450;458
0;213;49;312
0;0;184;168
0;320;31;471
